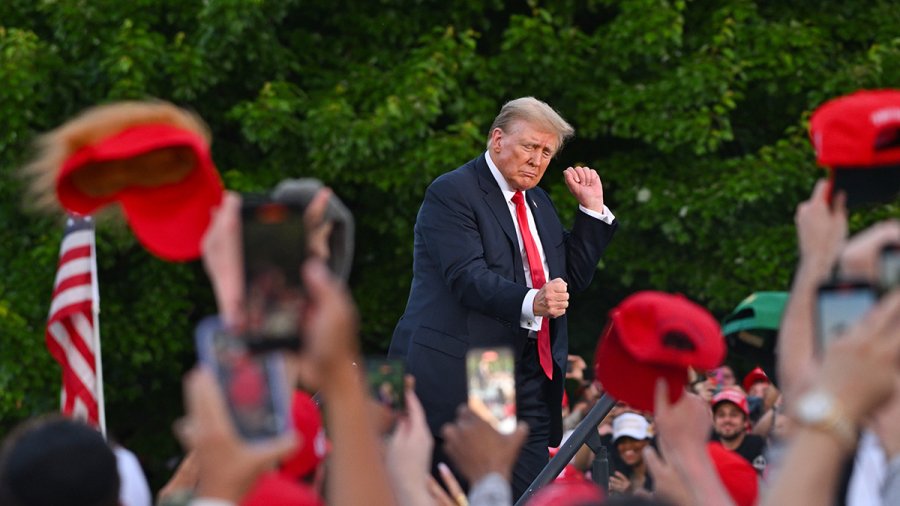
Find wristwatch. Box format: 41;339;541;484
793;389;857;451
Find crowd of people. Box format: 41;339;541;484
2;91;900;506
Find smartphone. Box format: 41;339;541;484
365;357;405;413
880;244;900;290
816;281;878;351
241;195;307;351
830;167;900;209
713;369;725;395
270;178;356;282
466;347;516;434
195;316;292;441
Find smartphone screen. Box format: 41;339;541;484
466;347;516;434
365;357;405;413
816;282;877;351
880;244;900;290
195;317;292;441
241;196;307;350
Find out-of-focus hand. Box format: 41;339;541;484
533;278;569;317
871;377;900;459
180;368;297;503
608;470;632;494
839;220;900;282
762;383;781;412
440;407;528;483
649;379;736;506
816;290;900;424
566;354;587;381
427;475;459;506
156;452;199;504
386;384;436;506
794;180;847;273
652;380;713;453
643;446;691;505
303;187;335;261
284;353;321;392
437;463;468;506
201;191;245;330
300;259;360;375
563;166;604;212
647;380;710;503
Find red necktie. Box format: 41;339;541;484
512;191;553;380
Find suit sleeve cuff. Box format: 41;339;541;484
520;289;542;331
579;204;615;225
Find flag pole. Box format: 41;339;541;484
88;217;107;438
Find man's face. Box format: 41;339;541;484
748;381;769;398
713;402;747;441
489;120;558;191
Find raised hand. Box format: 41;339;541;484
386;383;436;506
440;406;529;484
839;219;900;282
181;369;297;503
299;259;360;375
200;191;245;330
794;179;847;273
563;166;604;213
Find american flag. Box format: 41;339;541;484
45;215;104;430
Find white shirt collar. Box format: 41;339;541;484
484;151;519;203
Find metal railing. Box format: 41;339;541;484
514;393;616;505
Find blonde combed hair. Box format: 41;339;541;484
485;97;575;154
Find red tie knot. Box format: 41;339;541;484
512;190;525;206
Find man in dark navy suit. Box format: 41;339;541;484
389;97;617;499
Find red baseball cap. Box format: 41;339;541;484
594;292;726;412
547;447;586;482
55;123;224;261
741;366;769;393
809;89;900;207
241;472;324;506
707;442;759;506
279;391;328;480
711;388;750;418
525;479;604;506
555;464;586;482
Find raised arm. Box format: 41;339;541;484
777;181;847;399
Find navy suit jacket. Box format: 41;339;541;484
389;154;617;445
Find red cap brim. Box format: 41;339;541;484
525;479;604;506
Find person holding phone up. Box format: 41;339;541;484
389;97;618;500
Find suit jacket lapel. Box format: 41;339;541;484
475;156;517;245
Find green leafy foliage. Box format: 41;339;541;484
2;0;898;489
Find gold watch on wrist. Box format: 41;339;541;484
793;389;858;451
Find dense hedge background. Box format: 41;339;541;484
2;0;899;489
